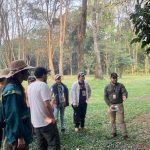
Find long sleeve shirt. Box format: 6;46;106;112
104;82;128;106
2;83;32;144
71;81;91;106
50;83;69;107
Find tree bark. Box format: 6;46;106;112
59;0;69;75
145;54;149;75
92;0;103;79
48;26;55;77
59;0;63;75
77;0;87;72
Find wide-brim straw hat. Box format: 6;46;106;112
0;68;10;79
6;59;34;78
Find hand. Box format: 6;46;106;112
122;96;127;101
64;101;67;107
17;138;25;149
45;117;56;124
51;118;56;124
73;105;78;108
109;105;114;112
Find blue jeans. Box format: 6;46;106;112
53;106;65;129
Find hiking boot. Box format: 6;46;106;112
112;133;117;138
123;135;128;141
75;128;79;132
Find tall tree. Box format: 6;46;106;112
77;0;87;71
28;0;60;76
59;0;69;75
0;0;13;66
92;0;103;79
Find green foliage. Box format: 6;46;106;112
84;51;95;74
130;1;150;53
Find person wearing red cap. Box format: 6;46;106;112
104;72;128;140
71;72;91;132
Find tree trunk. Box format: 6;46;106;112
145;54;149;75
92;0;103;79
77;0;87;71
59;0;69;75
59;0;63;75
15;0;21;59
48;26;55;77
0;3;12;65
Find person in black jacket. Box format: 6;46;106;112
50;74;69;132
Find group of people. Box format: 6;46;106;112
0;59;128;150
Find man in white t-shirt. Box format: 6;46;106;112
27;67;60;150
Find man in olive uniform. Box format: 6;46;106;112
104;72;128;140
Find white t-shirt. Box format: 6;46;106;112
27;80;51;128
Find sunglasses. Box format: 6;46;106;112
56;77;61;80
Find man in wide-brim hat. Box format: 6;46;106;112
5;59;34;79
1;59;34;150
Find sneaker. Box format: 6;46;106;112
123;135;128;141
61;128;65;132
75;128;79;132
112;133;117;138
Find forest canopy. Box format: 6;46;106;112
0;0;149;77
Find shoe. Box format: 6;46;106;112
112;133;117;138
80;127;86;130
75;128;79;132
123;135;128;141
61;128;65;132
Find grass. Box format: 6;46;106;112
29;75;150;150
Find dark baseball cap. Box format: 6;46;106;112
34;67;50;78
110;72;118;78
78;72;85;78
54;74;62;80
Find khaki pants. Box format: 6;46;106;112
108;103;127;136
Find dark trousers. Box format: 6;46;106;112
72;103;87;128
35;123;60;150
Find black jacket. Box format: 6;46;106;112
51;83;69;107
